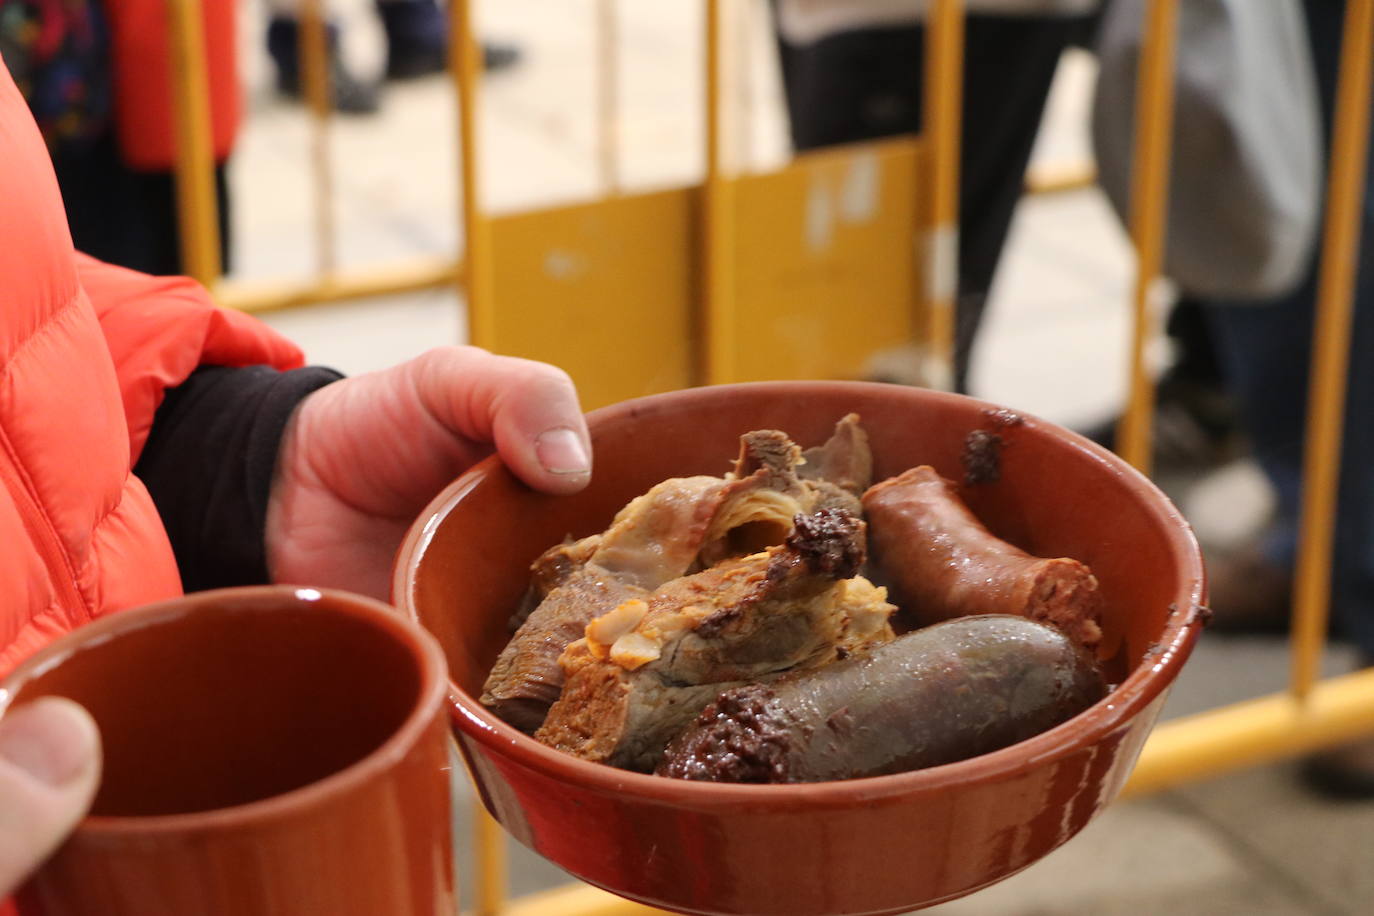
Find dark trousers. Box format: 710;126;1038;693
1201;0;1374;653
50;130;231;277
775;14;1091;391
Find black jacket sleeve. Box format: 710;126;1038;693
133;365;344;592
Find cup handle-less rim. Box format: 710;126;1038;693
0;585;450;835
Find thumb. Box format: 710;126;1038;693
0;698;101;896
415;348;593;495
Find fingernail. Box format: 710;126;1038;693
0;698;99;788
536;428;591;476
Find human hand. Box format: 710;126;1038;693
266;346;592;599
0;698;101;895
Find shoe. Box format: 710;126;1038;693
376;0;523;80
1303;737;1374;799
377;0;446;79
1079;371;1247;474
482;41;522;73
267;17;381;116
1204;543;1294;635
1302;656;1374;799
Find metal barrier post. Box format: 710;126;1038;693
597;0;621;195
1290;0;1374;699
702;0;736;385
1125;666;1374;797
1117;0;1178;475
299;0;338;276
456;0;496;351
473;805;508;916
166;0;223;286
733;0;757;172
922;0;963;391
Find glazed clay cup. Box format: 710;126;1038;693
395;381;1207;916
0;586;455;916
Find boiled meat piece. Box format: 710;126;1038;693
534;510;896;771
798;413;873;516
508;534;605;631
483;419;877;734
698;431;809;567
530;534;603;595
481;564;647;733
698;417;873;565
484;474;733;732
590;475;734;590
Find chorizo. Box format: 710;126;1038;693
862;466;1102;649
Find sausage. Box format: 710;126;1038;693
862;466;1103;649
656;615;1106;783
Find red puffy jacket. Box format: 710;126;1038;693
0;61;299;677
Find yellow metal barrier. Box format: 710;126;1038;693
160;0;1374;912
922;0;963;391
166;0;221;285
215;257;460;314
454;0;495;352
596;0;620;194
1116;0;1177;475
702;0;736;385
1290;0;1374;700
1126;0;1374;789
300;0;337;277
1123;666;1374;799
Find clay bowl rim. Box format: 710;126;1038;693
395;381;1206;810
0;585;449;836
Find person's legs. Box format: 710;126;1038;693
51;131;231;276
373;0;522;79
1205;235;1374;643
265;0;381;114
1166;299;1227;388
956;16;1084;390
774;27;923;151
1202;0;1374;792
1202;0;1369;635
774;16;1084;391
264;0;520;112
375;0;448;79
1206;231;1374;785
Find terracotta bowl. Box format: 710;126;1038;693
393;382;1206;916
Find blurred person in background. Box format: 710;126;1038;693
1082;298;1246;473
1184;0;1374;796
778;0;1374;795
772;0;1101;392
0;0;519;276
1074;0;1371;795
0;0;235;275
1084;0;1318;477
265;0;522;115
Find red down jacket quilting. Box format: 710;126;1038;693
0;60;302;678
